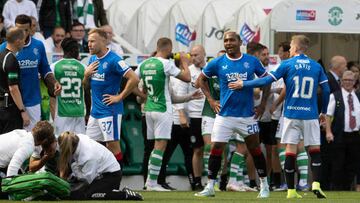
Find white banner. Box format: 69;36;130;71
271;0;360;33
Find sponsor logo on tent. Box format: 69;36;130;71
205;27;230;40
175;23;196;47
239;23;259;45
328;6;343;26
296;10;316;21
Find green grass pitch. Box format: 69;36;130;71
1;191;360;202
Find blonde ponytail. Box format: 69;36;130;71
58;131;79;179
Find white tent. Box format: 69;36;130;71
108;0;147;39
225;1;268;46
125;0;179;53
260;0;360;65
199;0;250;55
146;0;212;53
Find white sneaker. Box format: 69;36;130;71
194;184;215;197
257;184;270;198
145;182;170;192
226;183;245;192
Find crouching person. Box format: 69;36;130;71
58;132;143;200
0;121;55;198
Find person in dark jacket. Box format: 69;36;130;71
39;0;72;38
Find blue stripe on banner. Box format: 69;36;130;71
113;115;119;140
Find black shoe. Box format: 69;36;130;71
161;182;176;191
219;175;228;191
122;187;143;201
192;182;204;191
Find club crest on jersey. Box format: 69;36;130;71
102;62;108;69
33;48;38;56
118;60;128;70
243;62;250;69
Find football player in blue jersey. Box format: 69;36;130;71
195;31;270;198
83;28;139;169
0;15;61;131
237;35;330;199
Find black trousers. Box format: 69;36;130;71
329;132;360;190
70;171;125;200
158;124;194;185
0;106;22;134
320;130;332;190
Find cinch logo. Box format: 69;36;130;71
18;59;38;68
296;10;316;21
239;23;259;45
175;23;196;47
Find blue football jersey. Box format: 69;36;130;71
202;53;266;117
0;37;51;107
88;50;130;118
269;54;328;119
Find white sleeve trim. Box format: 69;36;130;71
319;80;328;84
269;73;278;81
258;71;267;78
202;70;211;78
122;68;131;77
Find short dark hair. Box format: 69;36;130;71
6;27;24;43
247;42;264;55
61;37;79;59
157;37;172;51
15;15;32;26
72;20;85;29
278;41;290;52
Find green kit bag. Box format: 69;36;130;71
1;172;70;200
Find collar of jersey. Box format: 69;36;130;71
225;53;243;61
95;48;111;60
294;54;307;57
24;37;32;48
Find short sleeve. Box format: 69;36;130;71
164;60;181;77
326;94;335;116
134;63;141;78
319;65;328;84
254;58;266;78
37;41;52;79
202;59;217;78
3;53;20;86
269;62;287;81
50;62;56;73
115;58;130;76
